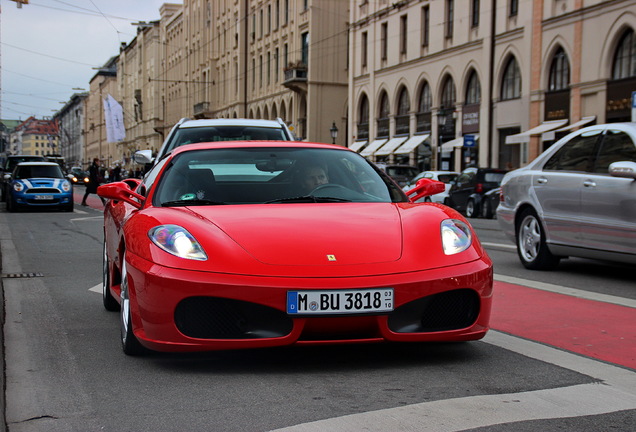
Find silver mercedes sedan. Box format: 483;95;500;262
497;122;636;270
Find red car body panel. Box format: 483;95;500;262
100;141;493;353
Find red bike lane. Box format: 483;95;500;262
491;280;636;370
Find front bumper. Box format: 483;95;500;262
125;251;493;352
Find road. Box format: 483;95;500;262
0;192;634;431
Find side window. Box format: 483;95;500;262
544;131;600;172
593;130;636;174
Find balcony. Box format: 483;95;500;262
282;62;307;94
193;101;211;119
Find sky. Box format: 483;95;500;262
1;0;175;120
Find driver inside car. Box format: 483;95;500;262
299;164;329;193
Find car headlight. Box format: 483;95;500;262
62;180;71;192
71;176;78;183
441;219;472;255
13;182;24;192
148;225;207;260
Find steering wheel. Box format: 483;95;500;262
310;183;350;195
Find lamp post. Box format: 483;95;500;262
330;122;338;144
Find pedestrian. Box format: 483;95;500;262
82;158;106;206
113;164;122;182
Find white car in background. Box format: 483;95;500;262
403;171;459;203
497;122;636;270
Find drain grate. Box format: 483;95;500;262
2;272;44;279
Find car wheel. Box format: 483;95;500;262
120;252;146;356
7;195;16;212
515;208;560;270
465;199;476;218
64;202;74;212
482;200;493;219
102;238;119;312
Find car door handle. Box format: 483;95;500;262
536;178;547;184
583;180;597;187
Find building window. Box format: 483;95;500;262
259;55;263;87
267;5;271;34
381;22;388;61
509;0;518;17
421;5;430;47
259;9;263;38
501;56;521;100
612;29;636;79
441;77;456;108
466;70;481;104
284;0;289;25
417;81;432;132
301;32;309;66
358;93;369;140
377;91;390;138
396;87;410;135
275;47;279;82
445;0;454;38
400;15;407;55
548;47;570;91
267;52;271;85
471;0;480;28
275;0;280;30
361;31;368;67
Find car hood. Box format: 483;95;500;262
191;203;403;266
16;178;66;189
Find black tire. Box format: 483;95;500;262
7;195;16;212
64;202;74;212
465;199;477;218
482;200;493;219
120;253;147;356
102;239;119;312
515;208;560;270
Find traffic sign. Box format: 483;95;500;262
463;134;476;147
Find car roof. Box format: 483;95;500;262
178;118;286;129
15;162;60;167
170;140;349;156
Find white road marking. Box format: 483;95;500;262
269;331;636;432
481;241;516;250
88;284;101;293
70;216;103;222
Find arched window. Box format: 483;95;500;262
548;48;570;91
396;87;410;135
357;94;369;139
441;77;456;108
501;56;521;100
417;82;432;132
377;91;390;137
612;29;636;79
465;70;481;104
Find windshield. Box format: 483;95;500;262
15;165;64;179
154;147;407;206
166;126;288;155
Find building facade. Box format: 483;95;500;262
55;92;88;168
11;117;59;157
348;0;636;172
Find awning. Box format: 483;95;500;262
505;119;568;144
360;138;388;156
555;116;596;132
394;134;430;154
349;140;367;152
440;137;465;152
374;136;408;156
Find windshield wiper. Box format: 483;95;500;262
162;199;226;207
265;195;351;203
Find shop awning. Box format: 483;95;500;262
440;137;465;152
360;138;388;156
349;140;368;152
374;136;408;156
555;116;596;132
505;119;568;144
394;134;430;154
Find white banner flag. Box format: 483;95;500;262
103;94;126;143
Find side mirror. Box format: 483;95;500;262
133;149;153;165
3;173;11;181
97;181;144;209
609;161;636;179
405;178;446;203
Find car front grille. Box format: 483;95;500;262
387;288;480;333
174;297;293;339
25;188;61;194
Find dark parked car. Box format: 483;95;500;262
375;164;420;187
447;167;508;218
480;186;501;219
1;155;46;202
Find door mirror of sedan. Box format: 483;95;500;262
609;161;636;179
97;182;145;209
134;149;154;165
3;173;11;181
405;178;446;203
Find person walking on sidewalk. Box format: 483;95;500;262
82;158;106;206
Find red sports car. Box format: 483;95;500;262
98;141;492;355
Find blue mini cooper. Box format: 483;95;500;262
6;162;73;212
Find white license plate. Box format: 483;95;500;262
287;288;394;315
34;195;53;200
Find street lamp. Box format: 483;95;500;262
330;122;338;144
